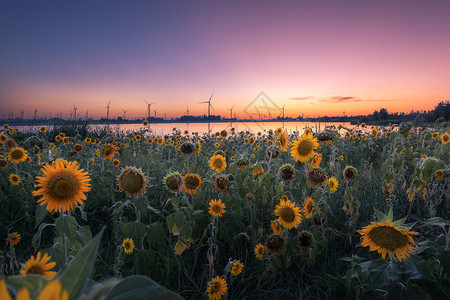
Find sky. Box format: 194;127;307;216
1;0;449;119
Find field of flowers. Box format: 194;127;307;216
0;122;449;299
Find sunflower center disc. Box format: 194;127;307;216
297;141;313;156
49;174;79;200
212;204;221;213
0;160;6;167
213;159;223;169
185;176;199;189
280;207;295;223
166;176;180;190
27;264;44;275
368;226;408;250
444;135;449;142
121;171;144;193
11;150;24;159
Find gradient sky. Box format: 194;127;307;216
1;0;449;119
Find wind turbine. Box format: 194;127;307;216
185;105;189;117
144;99;156;120
154;110;157;119
105;100;111;119
282;104;286;119
229;105;235;120
20;108;24;120
122;109;128;119
85;110;89;120
199;92;214;119
73;103;77;120
34;108;38;120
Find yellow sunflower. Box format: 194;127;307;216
303;197;316;219
208;199;226;217
270;220;283;234
278;132;289;152
7;147;28;164
112;159;120;167
209;154;227;172
142;120;149;126
103;145;115;160
290;132;319;162
183;173;202;194
20;252;57;280
0;279;68;300
219;130;228;139
206;276;227;300
441;133;449;144
9;173;20;185
32;159;91;213
254;243;265;259
8;232;21;246
122;238;135;254
274;198;302;229
357;220;418;262
39;126;48;133
230;260;244;276
327;176;339;192
310;153;322;168
73;144;83;153
117;166;147;198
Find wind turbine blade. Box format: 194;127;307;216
108;99;111;106
150;102;156;105
144;99;149;104
199;101;209;104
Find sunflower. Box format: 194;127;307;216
39;126;48;133
164;172;183;193
219;130;228;139
327;176;339;192
339;155;344;161
0;158;8;169
303;197;316;219
265;235;286;255
252;166;264;176
122;238;135;254
134;134;142;142
306;168;327;188
434;170;444;179
7;147;28;164
0;134;7;144
310;153;322;168
73;144;83;153
180;142;195;154
0;279;68;300
208;199;226;217
103;145;115;160
357;220;418;262
230;260;244;276
33;160;91;213
343;165;358;181
297;230;313;248
214;175;229;193
183;173;202;194
209;154;227;172
142;120;149;126
9;173;20;185
112;159;120;167
117;166;147;198
266;147;281;160
278;163;295;182
290;132;319;162
3;124;9;129
278;132;289;152
274;198;302;229
20;252;57;280
372;127;379;138
206;276;227;300
270;220;283;234
8;232;21;246
146;137;154;144
254;243;265;259
157;138;164;145
441;133;449;144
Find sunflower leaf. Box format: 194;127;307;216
59;228;104;300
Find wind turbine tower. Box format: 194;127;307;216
106;100;111;119
229;105;235;120
73;103;77;120
34;108;38;120
144;99;156;120
122;109;128;120
199;92;214;119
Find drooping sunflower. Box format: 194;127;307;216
279;163;295;181
20;252;57;280
117;166;147;198
254;243;265;259
103;145;115;160
9;173;20;185
441;133;449;144
290;132;319;162
297;230;313;248
73;144;83;153
164;171;183;193
183;173;202;194
7;147;28;164
303;197;316;219
180;141;195;155
343;165;358;181
209;154;227;172
357;220;418;262
265;235;286;255
39;126;48;133
8;232;21;246
206;276;227;300
230;260;244;276
0;134;7;144
0;158;8;169
310;153;322;168
214;175;229;193
252;166;264;176
266;147;281;160
219;130;228;139
208;199;226;217
122;238;135;254
274;198;302;229
306;168;328;188
32;160;91;213
278;132;289;152
327;176;339;192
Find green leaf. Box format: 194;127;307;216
59;228;104;300
387;206;393;222
35;205;47;226
77;225;92;245
103;275;183;300
55;215;78;247
5;275;49;299
374;208;387;222
122;222;147;246
32;223;54;251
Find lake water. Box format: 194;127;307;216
14;121;354;136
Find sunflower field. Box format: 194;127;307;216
0;122;449;299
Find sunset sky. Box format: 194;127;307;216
1;0;449;119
